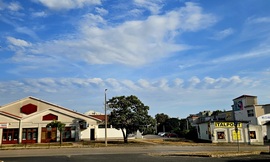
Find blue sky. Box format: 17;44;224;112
1;0;270;118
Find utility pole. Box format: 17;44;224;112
105;89;108;146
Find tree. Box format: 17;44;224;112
155;113;169;132
108;95;151;143
155;113;169;124
164;117;180;133
46;120;66;145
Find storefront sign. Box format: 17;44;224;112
0;123;8;128
214;122;242;128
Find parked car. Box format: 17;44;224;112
165;133;178;138
158;132;167;137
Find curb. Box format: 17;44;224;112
150;151;262;158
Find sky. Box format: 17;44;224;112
0;0;270;119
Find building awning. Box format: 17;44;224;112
263;121;270;125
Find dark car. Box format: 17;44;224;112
165;133;178;138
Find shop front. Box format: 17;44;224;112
197;121;264;145
2;128;19;144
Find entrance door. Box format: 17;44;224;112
90;129;95;140
41;127;57;143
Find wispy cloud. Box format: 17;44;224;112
6;2;216;68
95;7;108;15
210;28;234;40
247;16;270;24
36;0;102;10
7;2;23;11
134;0;164;14
32;11;47;18
7;36;32;47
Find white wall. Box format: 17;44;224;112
97;127;125;140
198;123;210;141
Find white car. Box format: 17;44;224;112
158;132;167;137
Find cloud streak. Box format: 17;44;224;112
6;2;216;68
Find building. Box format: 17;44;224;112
197;121;263;145
87;112;126;140
232;95;270;139
0;96;102;145
196;95;270;145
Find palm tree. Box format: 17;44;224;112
46;120;66;145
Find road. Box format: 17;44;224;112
0;145;270;161
0;145;268;157
1;153;270;162
1;135;270;162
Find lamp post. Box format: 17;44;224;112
105;89;108;146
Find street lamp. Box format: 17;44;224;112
105;89;108;146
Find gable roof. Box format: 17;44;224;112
0;111;21;120
0;96;102;122
89;115;109;122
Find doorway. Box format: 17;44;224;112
90;129;95;140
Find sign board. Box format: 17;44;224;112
257;114;270;125
214;122;242;128
0;123;8;128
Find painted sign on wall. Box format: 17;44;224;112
233;100;244;111
0;123;8;128
214;122;242;128
232;130;241;140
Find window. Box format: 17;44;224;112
249;131;256;139
247;110;254;117
217;131;225;139
2;129;19;144
22;128;38;143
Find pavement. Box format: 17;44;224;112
1;138;270;158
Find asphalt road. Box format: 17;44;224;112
1;153;270;162
0;144;268;158
1;135;270;162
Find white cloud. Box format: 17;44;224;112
37;0;101;10
0;75;268;117
1;76;257;94
7;2;22;11
178;2;216;31
15;27;39;39
32;11;47;17
247;16;270;24
210;28;234;40
134;0;164;14
6;2;216;67
138;79;153;89
188;76;200;87
204;77;215;84
129;9;143;17
174;78;184;87
6;36;32;47
95;7;108;15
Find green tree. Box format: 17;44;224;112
155;113;169;132
143;116;156;134
165;117;180;133
46;120;66;145
108;95;151;143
